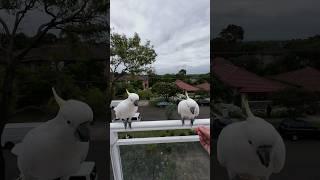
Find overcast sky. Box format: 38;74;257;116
212;0;320;41
111;0;210;75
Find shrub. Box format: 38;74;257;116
165;104;176;120
85;87;106;115
138;89;153;100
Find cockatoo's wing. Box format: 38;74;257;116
177;101;183;115
272;135;286;173
195;103;200;116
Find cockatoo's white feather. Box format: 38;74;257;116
217;94;285;180
12;88;93;179
114;89;139;129
177;92;199;125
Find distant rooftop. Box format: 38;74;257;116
175;80;200;92
271;67;320;92
213;57;287;93
196;82;210;92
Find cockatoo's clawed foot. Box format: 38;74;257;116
124;121;127;129
191;119;194;126
129;122;132;129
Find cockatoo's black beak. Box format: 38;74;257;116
134;100;139;106
257;145;272;168
190;107;195;114
75;122;90;142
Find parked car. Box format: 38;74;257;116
113;112;142;122
212;116;233;138
65;161;97;180
1;122;42;149
196;98;210;106
278;118;320;141
110;100;123;109
156;101;173;108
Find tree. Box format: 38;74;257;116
219;24;244;43
177;69;186;76
0;0;108;178
110;31;157;97
152;82;179;101
176;69;186;81
110;32;156;78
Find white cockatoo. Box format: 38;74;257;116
12;88;93;180
114;89;139;129
217;94;286;180
177;91;200;126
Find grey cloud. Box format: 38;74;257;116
111;0;210;74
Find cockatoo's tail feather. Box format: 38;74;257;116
241;94;254;118
52;87;66;107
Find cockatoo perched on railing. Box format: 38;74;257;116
217;94;286;180
114;89;139;129
12;88;93;180
177;91;200;126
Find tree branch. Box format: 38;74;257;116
16;0;92;62
0;17;10;35
12;0;36;36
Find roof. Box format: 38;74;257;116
196;82;210;92
175;80;200;92
271;67;320;92
213;57;286;93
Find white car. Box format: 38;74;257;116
1;122;42;149
113;112;142;122
65;161;97;180
110;100;123;109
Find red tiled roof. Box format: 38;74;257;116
196;82;210;92
271;67;320;92
213;57;286;93
175;80;200;92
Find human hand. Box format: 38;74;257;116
195;126;210;155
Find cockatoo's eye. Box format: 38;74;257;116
248;140;253;145
67;120;71;124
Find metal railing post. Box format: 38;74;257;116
110;131;124;180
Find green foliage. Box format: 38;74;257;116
111;32;157;75
138;89;153;100
176;69;187;81
212;76;233;103
149;97;165;106
165;104;176;120
271;88;319;117
84;87;106;115
152;82;179;101
219;24;244;43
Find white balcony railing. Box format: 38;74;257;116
110;118;210;180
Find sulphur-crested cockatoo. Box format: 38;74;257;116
217;94;285;180
114;89;139;129
12;88;93;180
177;91;200;126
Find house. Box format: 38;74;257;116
212;57;287;109
175;80;199;92
196;82;210;92
271;67;320;92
